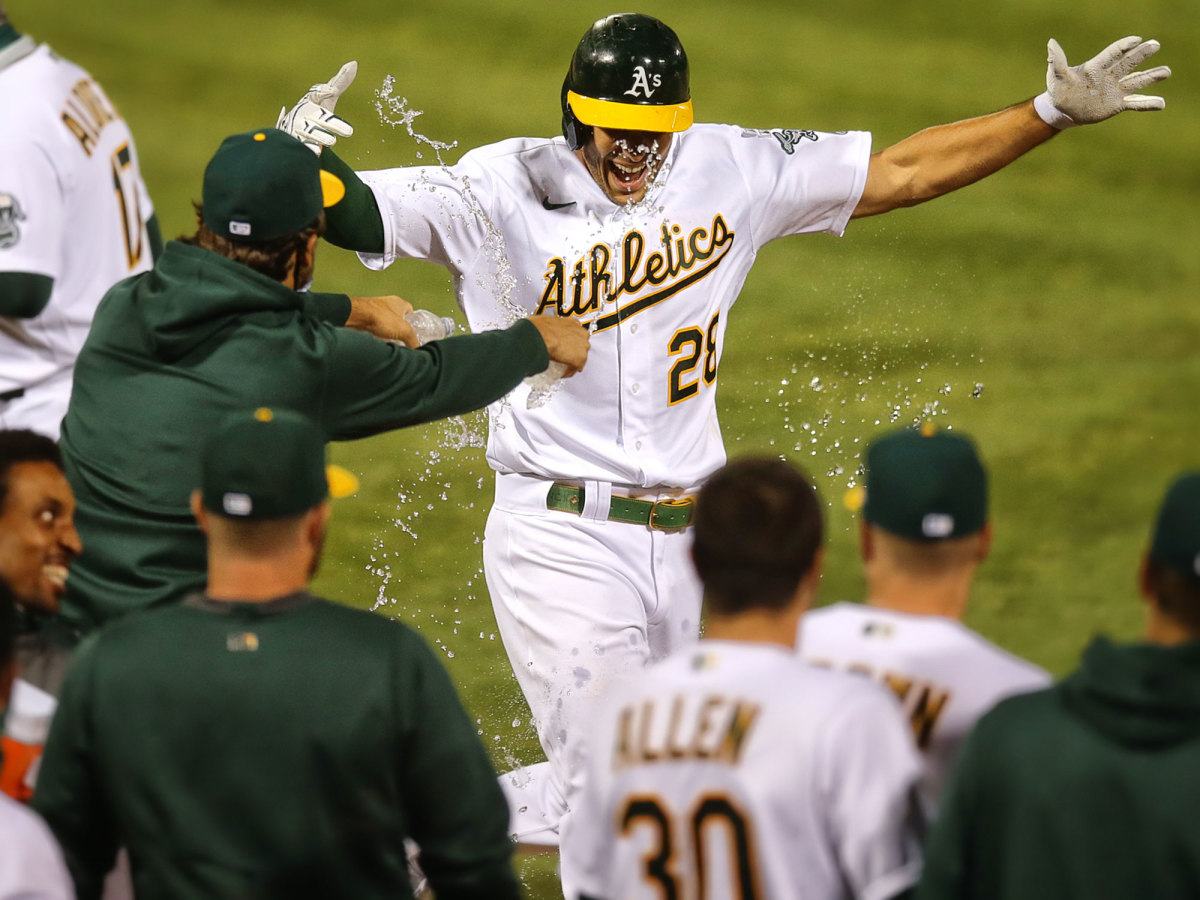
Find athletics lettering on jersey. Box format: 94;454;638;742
0;193;24;249
612;693;760;768
60;77;119;157
810;658;952;749
536;215;735;330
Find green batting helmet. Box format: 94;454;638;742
561;13;693;150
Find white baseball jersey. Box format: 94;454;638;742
0;38;155;438
360;124;870;489
359;123;870;843
800;603;1051;814
0;793;74;899
561;640;925;900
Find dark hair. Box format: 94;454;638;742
179;204;325;282
0;578;16;675
1146;557;1200;636
692;456;824;614
0;429;63;512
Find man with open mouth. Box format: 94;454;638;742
0;428;80;696
276;13;1170;889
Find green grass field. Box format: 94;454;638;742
15;0;1199;895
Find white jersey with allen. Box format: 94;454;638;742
561;640;925;900
800;603;1051;814
0;40;155;434
360;124;870;488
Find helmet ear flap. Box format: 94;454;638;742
560;77;591;151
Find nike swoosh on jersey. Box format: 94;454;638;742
542;197;576;210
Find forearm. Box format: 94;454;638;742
320;148;385;253
854;100;1056;218
324;318;549;439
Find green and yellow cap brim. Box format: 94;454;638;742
568;91;693;133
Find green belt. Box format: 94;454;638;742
546;482;695;530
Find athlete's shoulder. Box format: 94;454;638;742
0;43;84;114
459;135;570;170
944;619;1052;685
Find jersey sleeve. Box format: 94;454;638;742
392;629;521;900
317;318;548;440
818;686;926;900
726;126;871;244
0;139;64;280
29;635;120;899
356;156;498;273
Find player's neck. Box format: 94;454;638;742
205;554;313;602
865;570;973;621
1144;608;1200;647
704;606;805;650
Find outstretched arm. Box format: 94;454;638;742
853;35;1170;219
853;101;1052;219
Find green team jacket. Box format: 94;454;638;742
58;241;548;633
31;591;522;900
917;636;1200;900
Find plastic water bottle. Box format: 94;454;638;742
0;679;57;801
405;309;455;345
524;361;569;409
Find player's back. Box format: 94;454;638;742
800;602;1050;812
0;42;154;391
565;640;924;900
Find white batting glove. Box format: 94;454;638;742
1034;36;1171;130
276;61;358;154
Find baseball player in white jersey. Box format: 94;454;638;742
561;457;925;900
801;426;1050;815
0;4;159;440
276;13;1169;845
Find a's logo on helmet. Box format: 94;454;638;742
0;193;25;249
624;66;662;99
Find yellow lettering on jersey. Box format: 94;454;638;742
60;77;120;157
880;668;952;749
908;685;951;750
60;111;97;156
689;695;725;760
666;695;694;759
614;706;637;770
536;258;565;315
616;694;759;768
73;79;117;131
714;701;760;765
883;672;914;701
537;216;736;328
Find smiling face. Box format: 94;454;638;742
0;462;82;615
577;126;673;206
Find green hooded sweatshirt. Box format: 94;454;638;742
917;636;1200;899
58;241;549;633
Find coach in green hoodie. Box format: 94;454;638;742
56;128;588;637
917;472;1200;900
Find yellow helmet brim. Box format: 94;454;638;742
568;91;693;134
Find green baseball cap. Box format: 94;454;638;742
862;425;988;541
201;129;345;243
1150;472;1200;582
200;408;357;520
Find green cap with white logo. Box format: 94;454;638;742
201;129;344;243
862;424;988;541
200;407;358;520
